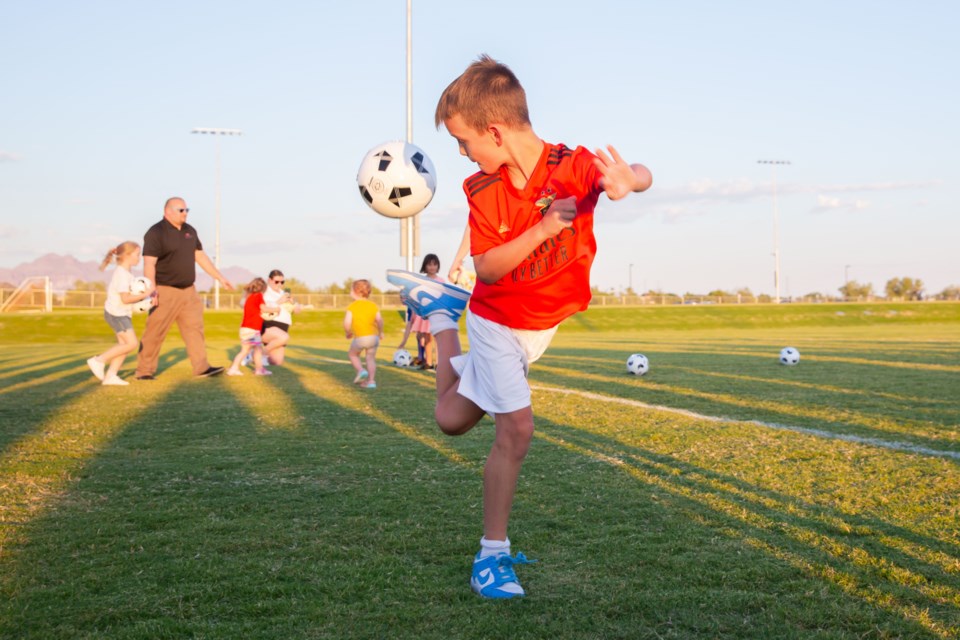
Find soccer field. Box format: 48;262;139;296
1;303;958;639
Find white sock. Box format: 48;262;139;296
478;537;510;559
428;314;457;336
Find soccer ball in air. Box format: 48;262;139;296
626;353;649;376
129;277;153;313
393;349;413;367
357;141;437;219
779;347;800;366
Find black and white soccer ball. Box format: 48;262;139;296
129;276;153;313
393;349;413;367
779;347;800;366
626;353;649;376
357;141;436;219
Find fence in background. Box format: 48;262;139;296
1;286;893;312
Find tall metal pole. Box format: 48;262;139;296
757;160;790;303
191;128;242;309
402;0;418;271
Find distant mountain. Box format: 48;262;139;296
0;253;256;291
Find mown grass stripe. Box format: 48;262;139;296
532;384;960;460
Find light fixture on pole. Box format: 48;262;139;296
191;127;242;309
757;160;791;303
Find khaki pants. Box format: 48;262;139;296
136;285;211;377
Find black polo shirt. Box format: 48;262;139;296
143;218;203;288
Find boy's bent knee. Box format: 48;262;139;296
435;407;483;436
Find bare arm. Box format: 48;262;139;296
343;311;354;339
398;312;414;348
142;256;159;305
195;250;234;290
448;223;471;283
473;196;577;284
375;311;384;338
143;256;157;285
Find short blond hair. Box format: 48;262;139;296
352;279;371;298
435;54;530;132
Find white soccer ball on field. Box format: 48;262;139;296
780;347;800;366
129;276;153;313
393;349;413;367
357;140;437;219
626;353;649;376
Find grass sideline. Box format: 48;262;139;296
1;303;958;639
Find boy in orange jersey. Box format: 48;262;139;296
387;54;652;598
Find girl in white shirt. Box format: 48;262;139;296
86;241;153;385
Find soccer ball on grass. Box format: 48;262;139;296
393;349;413;367
779;347;800;366
626;353;649;376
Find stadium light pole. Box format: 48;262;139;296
191;127;243;309
400;0;419;272
629;263;634;293
757;160;791;303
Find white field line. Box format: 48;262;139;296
308;355;960;461
530;384;960;461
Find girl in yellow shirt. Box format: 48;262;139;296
343;279;383;389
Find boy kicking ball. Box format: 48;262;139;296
388;54;652;599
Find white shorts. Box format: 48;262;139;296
351;335;380;351
451;312;558;416
239;327;263;346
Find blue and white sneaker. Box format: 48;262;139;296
470;551;536;599
386;270;470;321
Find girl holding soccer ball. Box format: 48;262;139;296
86;241;153;386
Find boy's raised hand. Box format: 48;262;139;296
594;145;651;200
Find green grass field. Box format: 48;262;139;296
1;303;958;639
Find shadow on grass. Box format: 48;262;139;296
0;358;489;638
1;357;953;638
537;348;960;455
0;347;187;452
524;416;958;637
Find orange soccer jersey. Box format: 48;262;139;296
466;143;603;330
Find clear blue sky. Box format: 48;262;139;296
2;1;957;297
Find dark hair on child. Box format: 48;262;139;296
419;253;440;274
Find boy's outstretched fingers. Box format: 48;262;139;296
593;145;635;200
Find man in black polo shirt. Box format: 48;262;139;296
135;196;234;380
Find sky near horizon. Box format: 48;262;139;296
1;1;957;297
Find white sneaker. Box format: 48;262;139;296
226;368;243;376
102;375;129;386
87;357;106;381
